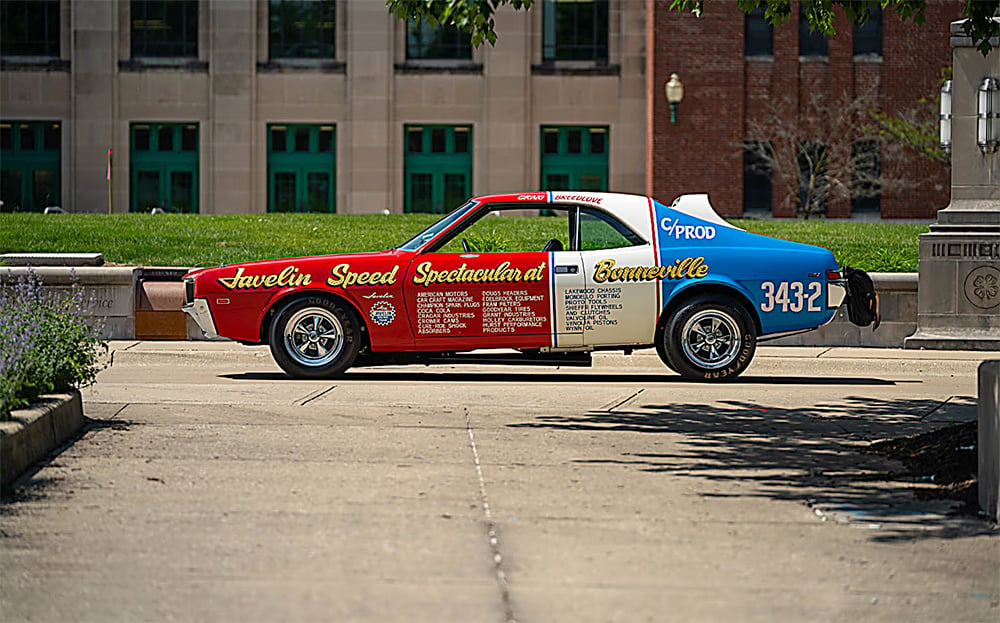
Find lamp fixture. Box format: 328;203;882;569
665;73;684;125
939;80;952;152
977;77;998;153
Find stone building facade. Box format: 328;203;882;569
1;0;646;214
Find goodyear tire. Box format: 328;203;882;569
660;294;756;381
269;296;360;378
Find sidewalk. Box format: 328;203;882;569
1;342;997;622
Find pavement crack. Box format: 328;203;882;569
815;347;833;358
295;385;337;407
919;395;955;421
601;388;644;412
464;407;517;623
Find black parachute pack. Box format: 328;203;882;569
843;266;880;330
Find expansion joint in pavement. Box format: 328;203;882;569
464;407;517;623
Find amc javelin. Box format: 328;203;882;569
183;192;876;381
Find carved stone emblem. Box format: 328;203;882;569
964;266;1000;309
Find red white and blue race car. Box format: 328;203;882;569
183;192;877;381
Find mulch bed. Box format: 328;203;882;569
862;421;979;513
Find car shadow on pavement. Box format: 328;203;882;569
508;396;995;542
221;370;900;386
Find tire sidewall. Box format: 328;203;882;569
268;296;360;378
663;295;757;381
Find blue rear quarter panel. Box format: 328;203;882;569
653;201;839;335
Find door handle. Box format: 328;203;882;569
555;265;578;274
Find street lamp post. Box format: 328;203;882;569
665;73;684;125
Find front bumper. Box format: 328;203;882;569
182;298;221;340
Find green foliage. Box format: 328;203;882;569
0;269;108;419
386;0;535;47
869;68;952;166
0;213;924;273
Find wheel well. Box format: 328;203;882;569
258;291;370;350
655;284;761;340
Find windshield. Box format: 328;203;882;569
397;200;479;251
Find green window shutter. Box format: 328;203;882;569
130;122;199;213
0;121;61;213
540;125;609;193
267;124;336;213
404;125;472;214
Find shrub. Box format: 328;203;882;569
0;269;108;419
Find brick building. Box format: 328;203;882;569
650;1;960;218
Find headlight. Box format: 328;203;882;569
183;278;195;305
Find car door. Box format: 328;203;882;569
578;208;659;347
401;203;582;350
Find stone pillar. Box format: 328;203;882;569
70;1;116;213
905;20;1000;350
208;2;256;214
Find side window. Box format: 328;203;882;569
579;209;643;251
434;205;570;253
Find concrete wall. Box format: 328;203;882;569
1;0;647;215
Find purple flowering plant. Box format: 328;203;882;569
0;268;108;419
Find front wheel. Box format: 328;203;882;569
268;297;360;378
659;295;757;381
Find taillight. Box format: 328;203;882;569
826;269;842;281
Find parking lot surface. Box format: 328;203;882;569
1;342;998;622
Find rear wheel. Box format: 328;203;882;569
268;297;359;378
659;294;757;381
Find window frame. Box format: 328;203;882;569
405;19;472;61
541;0;610;64
130;0;199;59
0;0;60;58
268;0;336;60
798;5;828;58
744;7;773;58
743;141;773;213
852;5;883;58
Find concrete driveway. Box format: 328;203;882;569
1;343;997;622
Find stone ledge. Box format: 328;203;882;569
0;391;83;493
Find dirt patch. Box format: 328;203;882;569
863;421;979;513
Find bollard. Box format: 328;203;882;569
980;361;1000;523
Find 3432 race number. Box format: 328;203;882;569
760;281;822;313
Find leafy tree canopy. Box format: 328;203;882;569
387;0;999;54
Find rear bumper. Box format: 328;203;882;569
182;298;220;340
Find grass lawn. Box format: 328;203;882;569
0;213;927;272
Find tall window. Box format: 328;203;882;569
745;8;773;57
131;0;198;58
851;141;881;213
406;20;471;60
0;121;60;212
542;0;609;62
540;126;608;192
853;5;883;57
743;142;772;213
267;124;336;213
404;125;472;213
269;0;336;59
798;5;828;57
1;1;60;57
130;123;199;213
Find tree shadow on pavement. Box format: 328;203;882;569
508;395;996;542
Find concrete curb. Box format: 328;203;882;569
0;391;83;493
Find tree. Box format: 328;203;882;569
744;86;923;219
869;69;951;166
388;0;999;55
386;0;535;47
